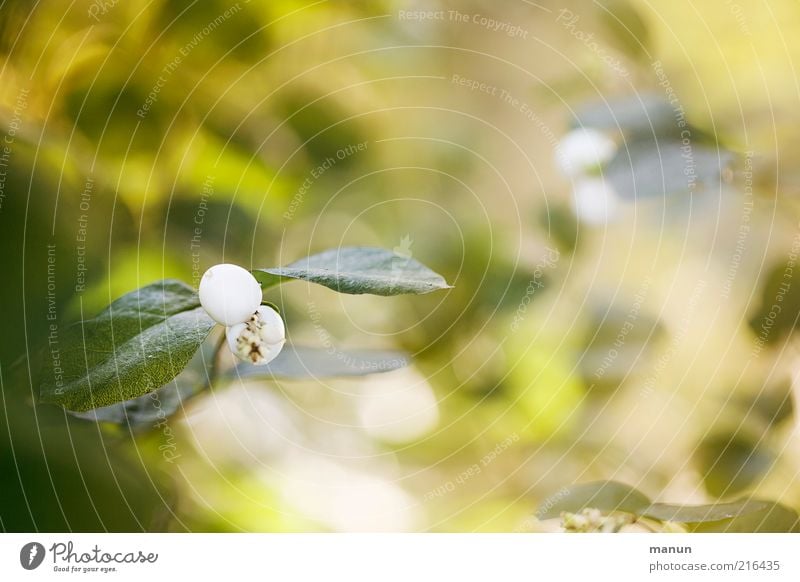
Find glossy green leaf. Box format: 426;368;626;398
537;481;651;519
254;247;451;296
39;280;215;411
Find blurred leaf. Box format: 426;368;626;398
2;355;177;531
696;433;773;497
279;89;366;167
607;139;734;200
230;346;409;380
0;1;32;53
598;0;650;62
538;481;651;519
0;140;82;365
158;0;270;60
39;280;215;411
749;260;800;343
175;129;286;214
541;482;799;532
582;303;662;350
688;502;800;533
1;392;177;531
573;94;676;136
539;203;579;254
730;380;795;431
750;380;794;426
65;75;167;154
579;302;663;390
164;197;260;260
254;247;452;295
643;499;778;523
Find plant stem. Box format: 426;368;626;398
207;330;227;390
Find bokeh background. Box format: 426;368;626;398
2;0;800;532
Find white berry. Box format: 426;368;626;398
556;128;617;176
199;264;262;326
226;306;286;365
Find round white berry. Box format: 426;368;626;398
556;128;617;176
226;306;286;365
199;264;262;326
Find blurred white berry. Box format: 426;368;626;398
226;305;286;365
572;177;620;225
556;128;617;176
199;264;262;326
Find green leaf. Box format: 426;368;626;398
230;346;409;380
537;481;651;519
598;0;651;62
688;502;800;533
253;247;451;296
68;335;214;428
643;499;777;523
39;280;216;412
696;433;773;497
749;260;800;343
541;481;800;532
573;94;676;136
607;139;733;200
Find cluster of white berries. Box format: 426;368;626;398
198;264;286;365
561;508;633;533
555;127;620;225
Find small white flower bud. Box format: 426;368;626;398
226;305;286;365
556;128;617;176
562;508;633;533
199;264;262;326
